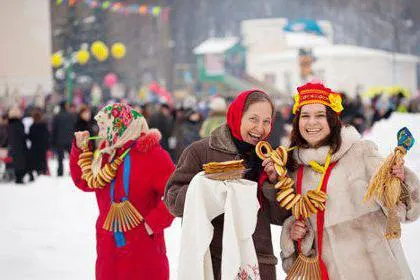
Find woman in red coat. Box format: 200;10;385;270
70;103;175;280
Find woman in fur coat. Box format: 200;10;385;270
278;82;420;280
70;103;175;280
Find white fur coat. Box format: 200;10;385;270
280;126;420;280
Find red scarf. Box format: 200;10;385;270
296;162;338;280
226;89;272;206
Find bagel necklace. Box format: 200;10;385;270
78;136;126;189
257;141;336;280
256;141;332;220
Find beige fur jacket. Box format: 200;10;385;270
280;126;420;280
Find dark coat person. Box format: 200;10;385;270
8;107;31;183
52;101;77;176
28;108;50;175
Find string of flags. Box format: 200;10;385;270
55;0;170;18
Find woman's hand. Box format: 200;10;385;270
74;131;90;149
290;220;308;241
392;159;405;181
262;158;278;183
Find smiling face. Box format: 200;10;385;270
240;101;273;145
298;103;331;147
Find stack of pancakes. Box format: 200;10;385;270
203;160;246;180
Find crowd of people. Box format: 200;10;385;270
0;89;419;184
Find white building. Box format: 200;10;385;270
241;18;419;97
250;45;418;97
0;0;52;102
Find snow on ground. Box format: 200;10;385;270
0;113;419;279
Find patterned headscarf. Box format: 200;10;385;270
92;103;148;175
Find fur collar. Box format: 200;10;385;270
294;125;361;166
134;129;162;153
209;124;238;155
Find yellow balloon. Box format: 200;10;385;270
51;53;63;68
76;50;90;65
111;42;126;59
96;47;109;61
91;41;109;61
91;41;105;55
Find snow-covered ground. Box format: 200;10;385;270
1;113;419;279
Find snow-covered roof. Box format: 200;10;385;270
256;44;419;63
193;37;239;55
285;32;332;48
314;45;418;62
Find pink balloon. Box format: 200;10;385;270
149;81;173;104
104;73;118;88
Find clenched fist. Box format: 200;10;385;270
290;220;308;241
74;131;90;149
262;158;278;183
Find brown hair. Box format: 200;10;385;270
243;91;275;117
78;104;90;116
286;106;342;171
31;108;43;123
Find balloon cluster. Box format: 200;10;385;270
51;41;126;67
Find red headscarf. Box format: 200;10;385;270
227;89;271;141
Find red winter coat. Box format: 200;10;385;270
70;129;175;280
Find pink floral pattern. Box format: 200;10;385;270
101;103;143;145
111;107;120;118
236;264;260;280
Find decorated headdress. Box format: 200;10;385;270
92;103;148;175
292;82;343;114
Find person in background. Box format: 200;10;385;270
199;96;227;138
141;103;153;122
131;103;143;115
341;94;367;134
371;94;393;126
175;108;202;158
0;113;13;182
28;108;50;175
148;103;173;151
408;96;420;113
170;107;185;162
268;101;292;147
8;106;32;184
52;101;77;176
0;113;8;148
74;105;94;135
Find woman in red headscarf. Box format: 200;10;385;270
70;103;175;280
165;90;290;279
